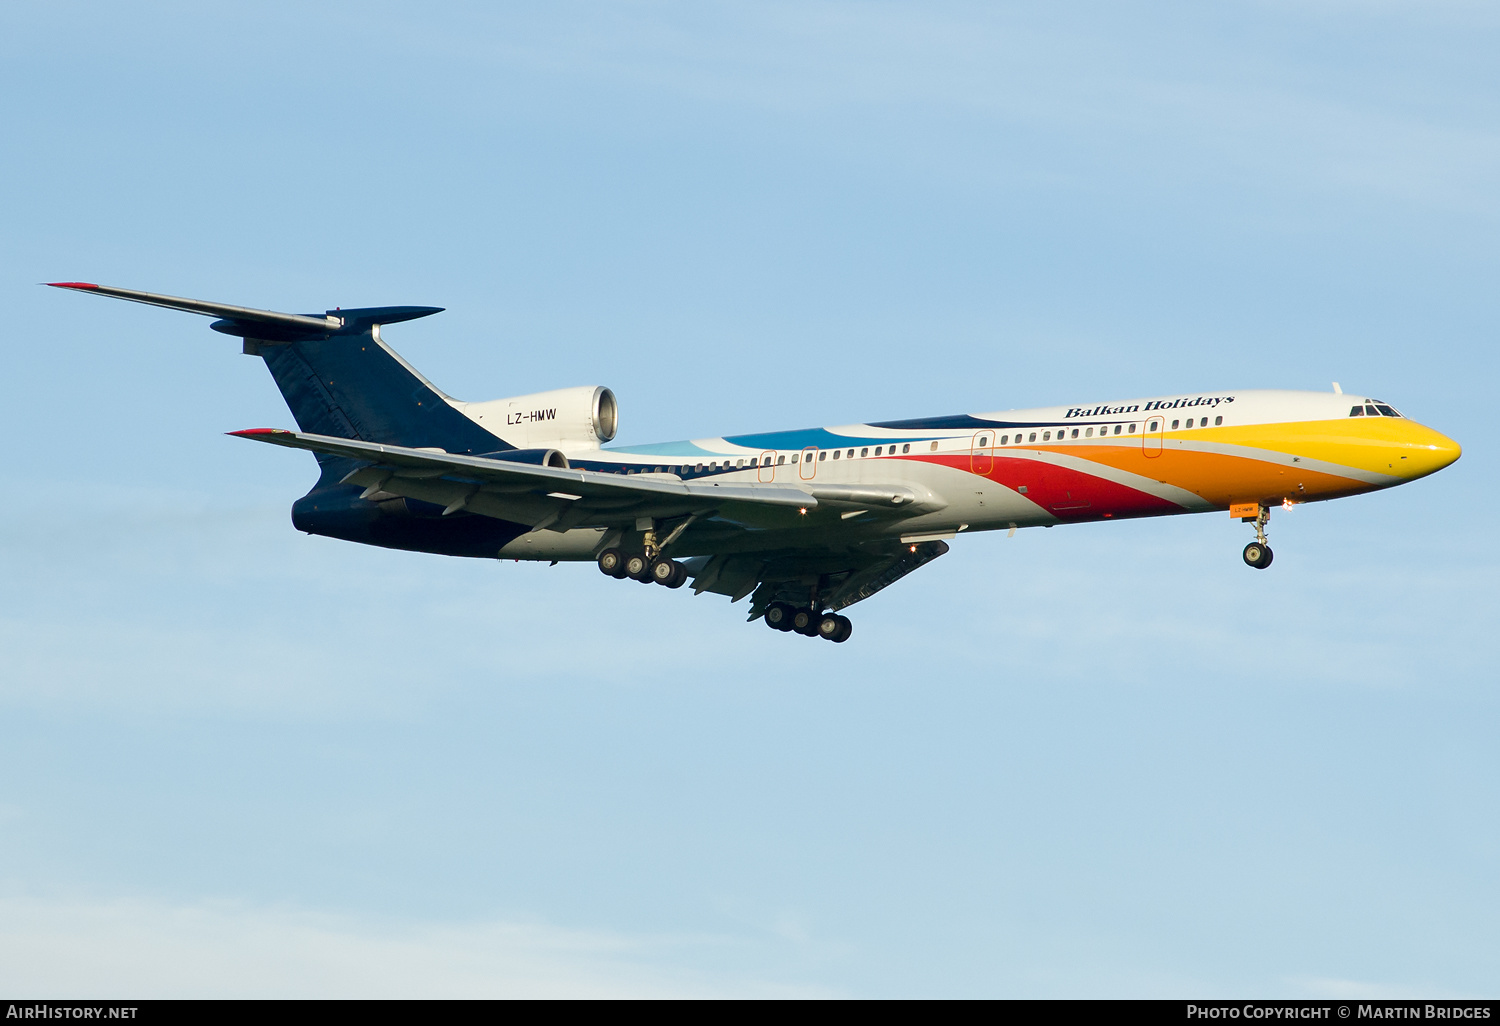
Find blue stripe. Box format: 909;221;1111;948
723;427;938;450
604;440;720;457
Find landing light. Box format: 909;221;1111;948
1282;498;1296;511
799;507;807;515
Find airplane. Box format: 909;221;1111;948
50;282;1462;643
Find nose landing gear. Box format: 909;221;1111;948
1240;504;1274;569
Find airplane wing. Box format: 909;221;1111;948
230;427;838;532
233;429;948;613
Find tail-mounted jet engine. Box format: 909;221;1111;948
489;447;571;469
457;386;617;452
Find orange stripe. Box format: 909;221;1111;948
1034;444;1367;506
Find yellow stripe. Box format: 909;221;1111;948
1189;418;1460;480
1028;417;1459;508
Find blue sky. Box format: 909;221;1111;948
0;0;1495;997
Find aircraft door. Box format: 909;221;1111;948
800;447;818;480
757;450;776;483
970;431;994;475
1143;416;1164;458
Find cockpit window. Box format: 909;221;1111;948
1374;404;1401;417
1349;406;1364;416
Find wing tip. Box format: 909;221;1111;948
46;281;99;290
228;428;294;438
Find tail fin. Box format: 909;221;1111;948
48;282;508;455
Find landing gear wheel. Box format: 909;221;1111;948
792;609;820;636
815;614;852;643
765;602;796;631
817;613;853;643
650;558;679;586
1242;542;1273;569
624;553;653;582
598;548;628;579
664;562;689;589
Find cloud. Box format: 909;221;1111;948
0;893;829;998
1290;976;1452;1000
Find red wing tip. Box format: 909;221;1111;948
46;281;99;289
228;428;292;437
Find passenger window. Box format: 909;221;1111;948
1201;418;1208;427
978;437;988;447
1000;436;1008;445
791;454;799;464
860;447;867;457
1171;419;1179;429
847;449;854;458
1028;432;1037;442
1128;424;1136;433
819;451;827;461
1071;429;1079;438
1214;416;1222;426
1113;425;1122;435
832;450;840;460
874;446;883;455
903;444;910;453
777;455;785;465
930;442;939;451
1085;427;1093;437
1042;431;1051;441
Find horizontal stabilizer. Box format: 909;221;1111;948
46;282;441;342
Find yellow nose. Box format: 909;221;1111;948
1388;421;1461;480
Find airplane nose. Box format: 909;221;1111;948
1394;423;1461;480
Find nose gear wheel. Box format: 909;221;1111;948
1243;542;1273;569
1239;505;1274;570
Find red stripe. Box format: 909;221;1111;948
908;453;1181;520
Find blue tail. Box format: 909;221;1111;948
46;283;510;455
48;282;524;557
235;307;509;456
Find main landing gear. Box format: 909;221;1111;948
1241;505;1274;570
597;548;688;588
597;517;694;590
764;602;853;643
